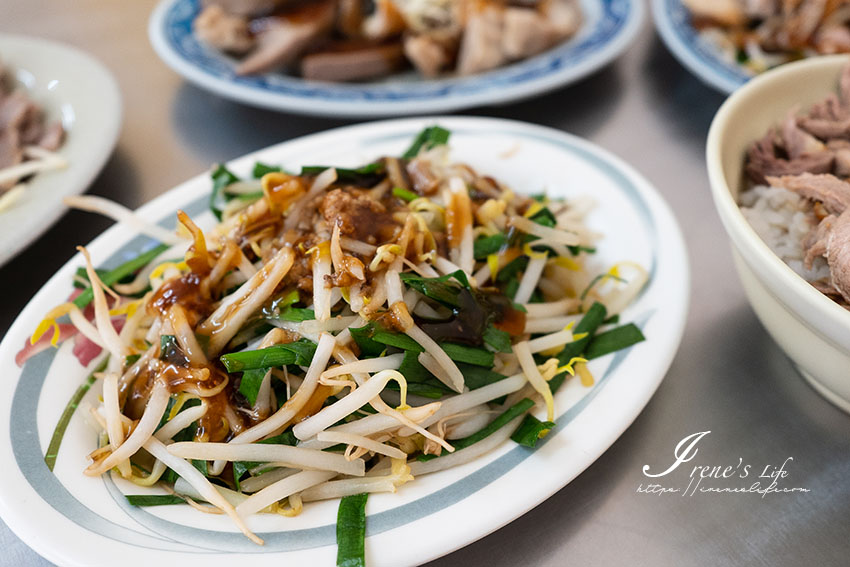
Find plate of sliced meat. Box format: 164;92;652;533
0;34;122;267
148;0;643;117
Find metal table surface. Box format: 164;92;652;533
2;2;849;566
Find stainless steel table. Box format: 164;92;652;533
2;2;849;566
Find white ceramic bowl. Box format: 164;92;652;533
707;54;850;413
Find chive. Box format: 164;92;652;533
567;244;596;256
233;431;299;490
393;352;453;398
440;343;493;367
419;398;534;461
504;278;519;299
72;267;109;288
496;256;528;283
511;414;556;448
397;350;433;382
385;377;451;399
278;306;316;322
210;163;240;220
157;396;201;429
219;339;317;372
349;323;385;357
392;186;419;202
192;458;209;477
371;330;423;352
253;162;282;178
370;330;495;366
398;270;471;307
44;356;109;471
229;191;264;202
300;163;383;183
555;302;607;365
125;495;185;507
402;126;450;159
124;353;141;366
482;324;512;353
159;334;178;360
238;368;268;405
528;207;557;228
473;233;507;260
584;324;645;360
264;289;301;319
73;243;169;310
457;363;507;390
337;493;368;567
404;381;451;399
602;314;620;325
548;372;568;394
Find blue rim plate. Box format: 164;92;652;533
651;0;751;94
0;117;689;566
148;0;644;117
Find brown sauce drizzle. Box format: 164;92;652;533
196;390;232;443
150;272;209;319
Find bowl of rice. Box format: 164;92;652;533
707;54;850;414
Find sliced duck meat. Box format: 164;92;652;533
799;115;850;140
810;278;850;308
18;109;46;145
802;213;836;269
201;0;292;17
808;93;849;122
743;0;778;19
826;208;850;302
0;91;35;132
456;3;507;75
403;31;455;77
0;60;10;96
406;157;439;195
236;0;336;75
0;128;22;170
766;172;850;215
783;111;825;159
681;0;745;26
817;25;850;55
336;0;365;38
362;0;407;41
840;53;850;107
38;122;65;151
746;133;834;184
834;147;850;177
194;4;255;54
543;0;583;37
301;41;405;82
783;0;827;48
502;7;555;60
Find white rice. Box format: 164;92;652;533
739;184;831;282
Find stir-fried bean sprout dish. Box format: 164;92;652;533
22;127;647;564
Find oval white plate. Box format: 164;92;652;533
652;0;750;93
0;117;688;566
0;34;122;267
148;0;643;117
